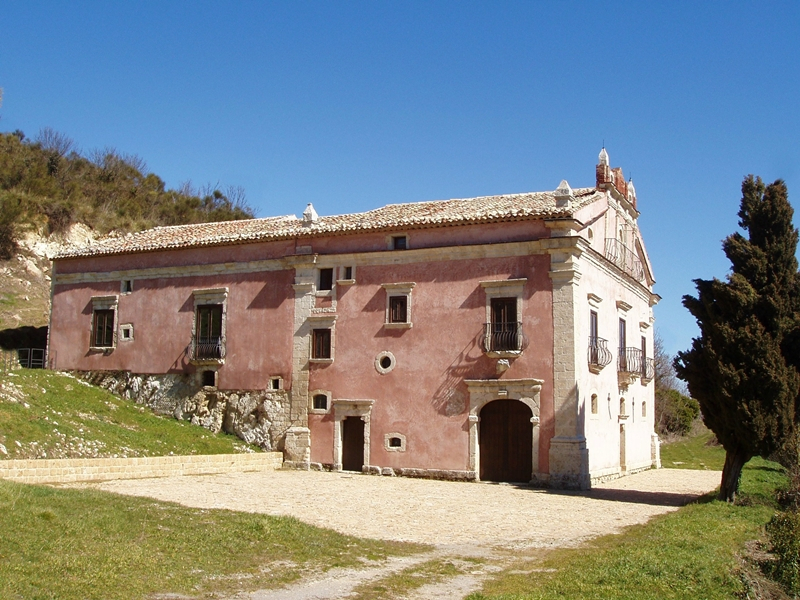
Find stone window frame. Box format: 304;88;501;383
89;295;119;352
384;432;407;452
308;314;337;363
465;378;542;482
309;389;332;414
120;279;133;294
337;265;356;286
191;287;228;366
119;323;134;342
332;398;374;471
374;351;396;374
479;278;527;358
387;233;410;250
381;282;416;329
269;376;283;391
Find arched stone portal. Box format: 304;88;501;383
465;378;543;483
479;399;533;482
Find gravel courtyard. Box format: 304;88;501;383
83;467;720;551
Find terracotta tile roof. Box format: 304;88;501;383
55;187;602;259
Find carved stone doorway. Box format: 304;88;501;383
479;399;533;482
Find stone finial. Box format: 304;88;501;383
554;180;573;208
302;203;319;225
627;179;636;200
555;180;573;197
599;147;609;166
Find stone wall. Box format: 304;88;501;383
0;452;284;485
77;371;294;453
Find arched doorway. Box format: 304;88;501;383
479;399;533;482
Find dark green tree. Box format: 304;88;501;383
675;176;800;502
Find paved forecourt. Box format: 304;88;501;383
77;467;721;550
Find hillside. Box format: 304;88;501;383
0;368;257;459
0;127;257;345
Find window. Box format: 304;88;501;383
121;279;133;294
120;324;133;341
269;377;282;391
488;297;520;351
618;318;627;370
312;328;331;359
384;432;407;452
479;279;527;356
591;393;598;415
195;304;223;359
191;288;228;363
343;266;353;280
375;351;396;374
620;397;626;416
309;390;331;413
389;296;407;323
201;370;216;387
90;295;118;350
381;282;415;328
92;309;115;348
392;235;407;250
642;401;647;418
318;268;333;292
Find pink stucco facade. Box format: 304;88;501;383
49;151;660;488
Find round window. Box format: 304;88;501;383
375;351;396;374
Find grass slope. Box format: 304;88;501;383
660;425;726;471
469;435;787;600
0;480;424;599
0;368;256;459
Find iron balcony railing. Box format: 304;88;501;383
641;357;655;382
618;346;643;375
189;335;226;361
604;239;645;283
588;337;613;371
480;322;529;353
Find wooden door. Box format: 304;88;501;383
342;417;365;472
479;400;533;483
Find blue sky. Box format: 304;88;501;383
2;1;799;358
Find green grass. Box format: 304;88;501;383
468;460;788;600
350;558;473;599
660;426;725;470
0;479;425;599
0;369;257;459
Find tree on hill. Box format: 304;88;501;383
0;129;256;253
675;176;800;502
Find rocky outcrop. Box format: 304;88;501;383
76;371;293;452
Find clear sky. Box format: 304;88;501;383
2;1;799;359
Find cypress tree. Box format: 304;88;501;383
675;176;800;502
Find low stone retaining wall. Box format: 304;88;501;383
0;452;283;485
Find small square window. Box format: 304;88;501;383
392;235;407;250
120;324;134;341
313;394;328;410
121;280;133;294
318;268;333;291
312;328;332;359
343;266;353;280
269;377;282;390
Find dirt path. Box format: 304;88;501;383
80;468;721;598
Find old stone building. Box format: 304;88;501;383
48;149;660;488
